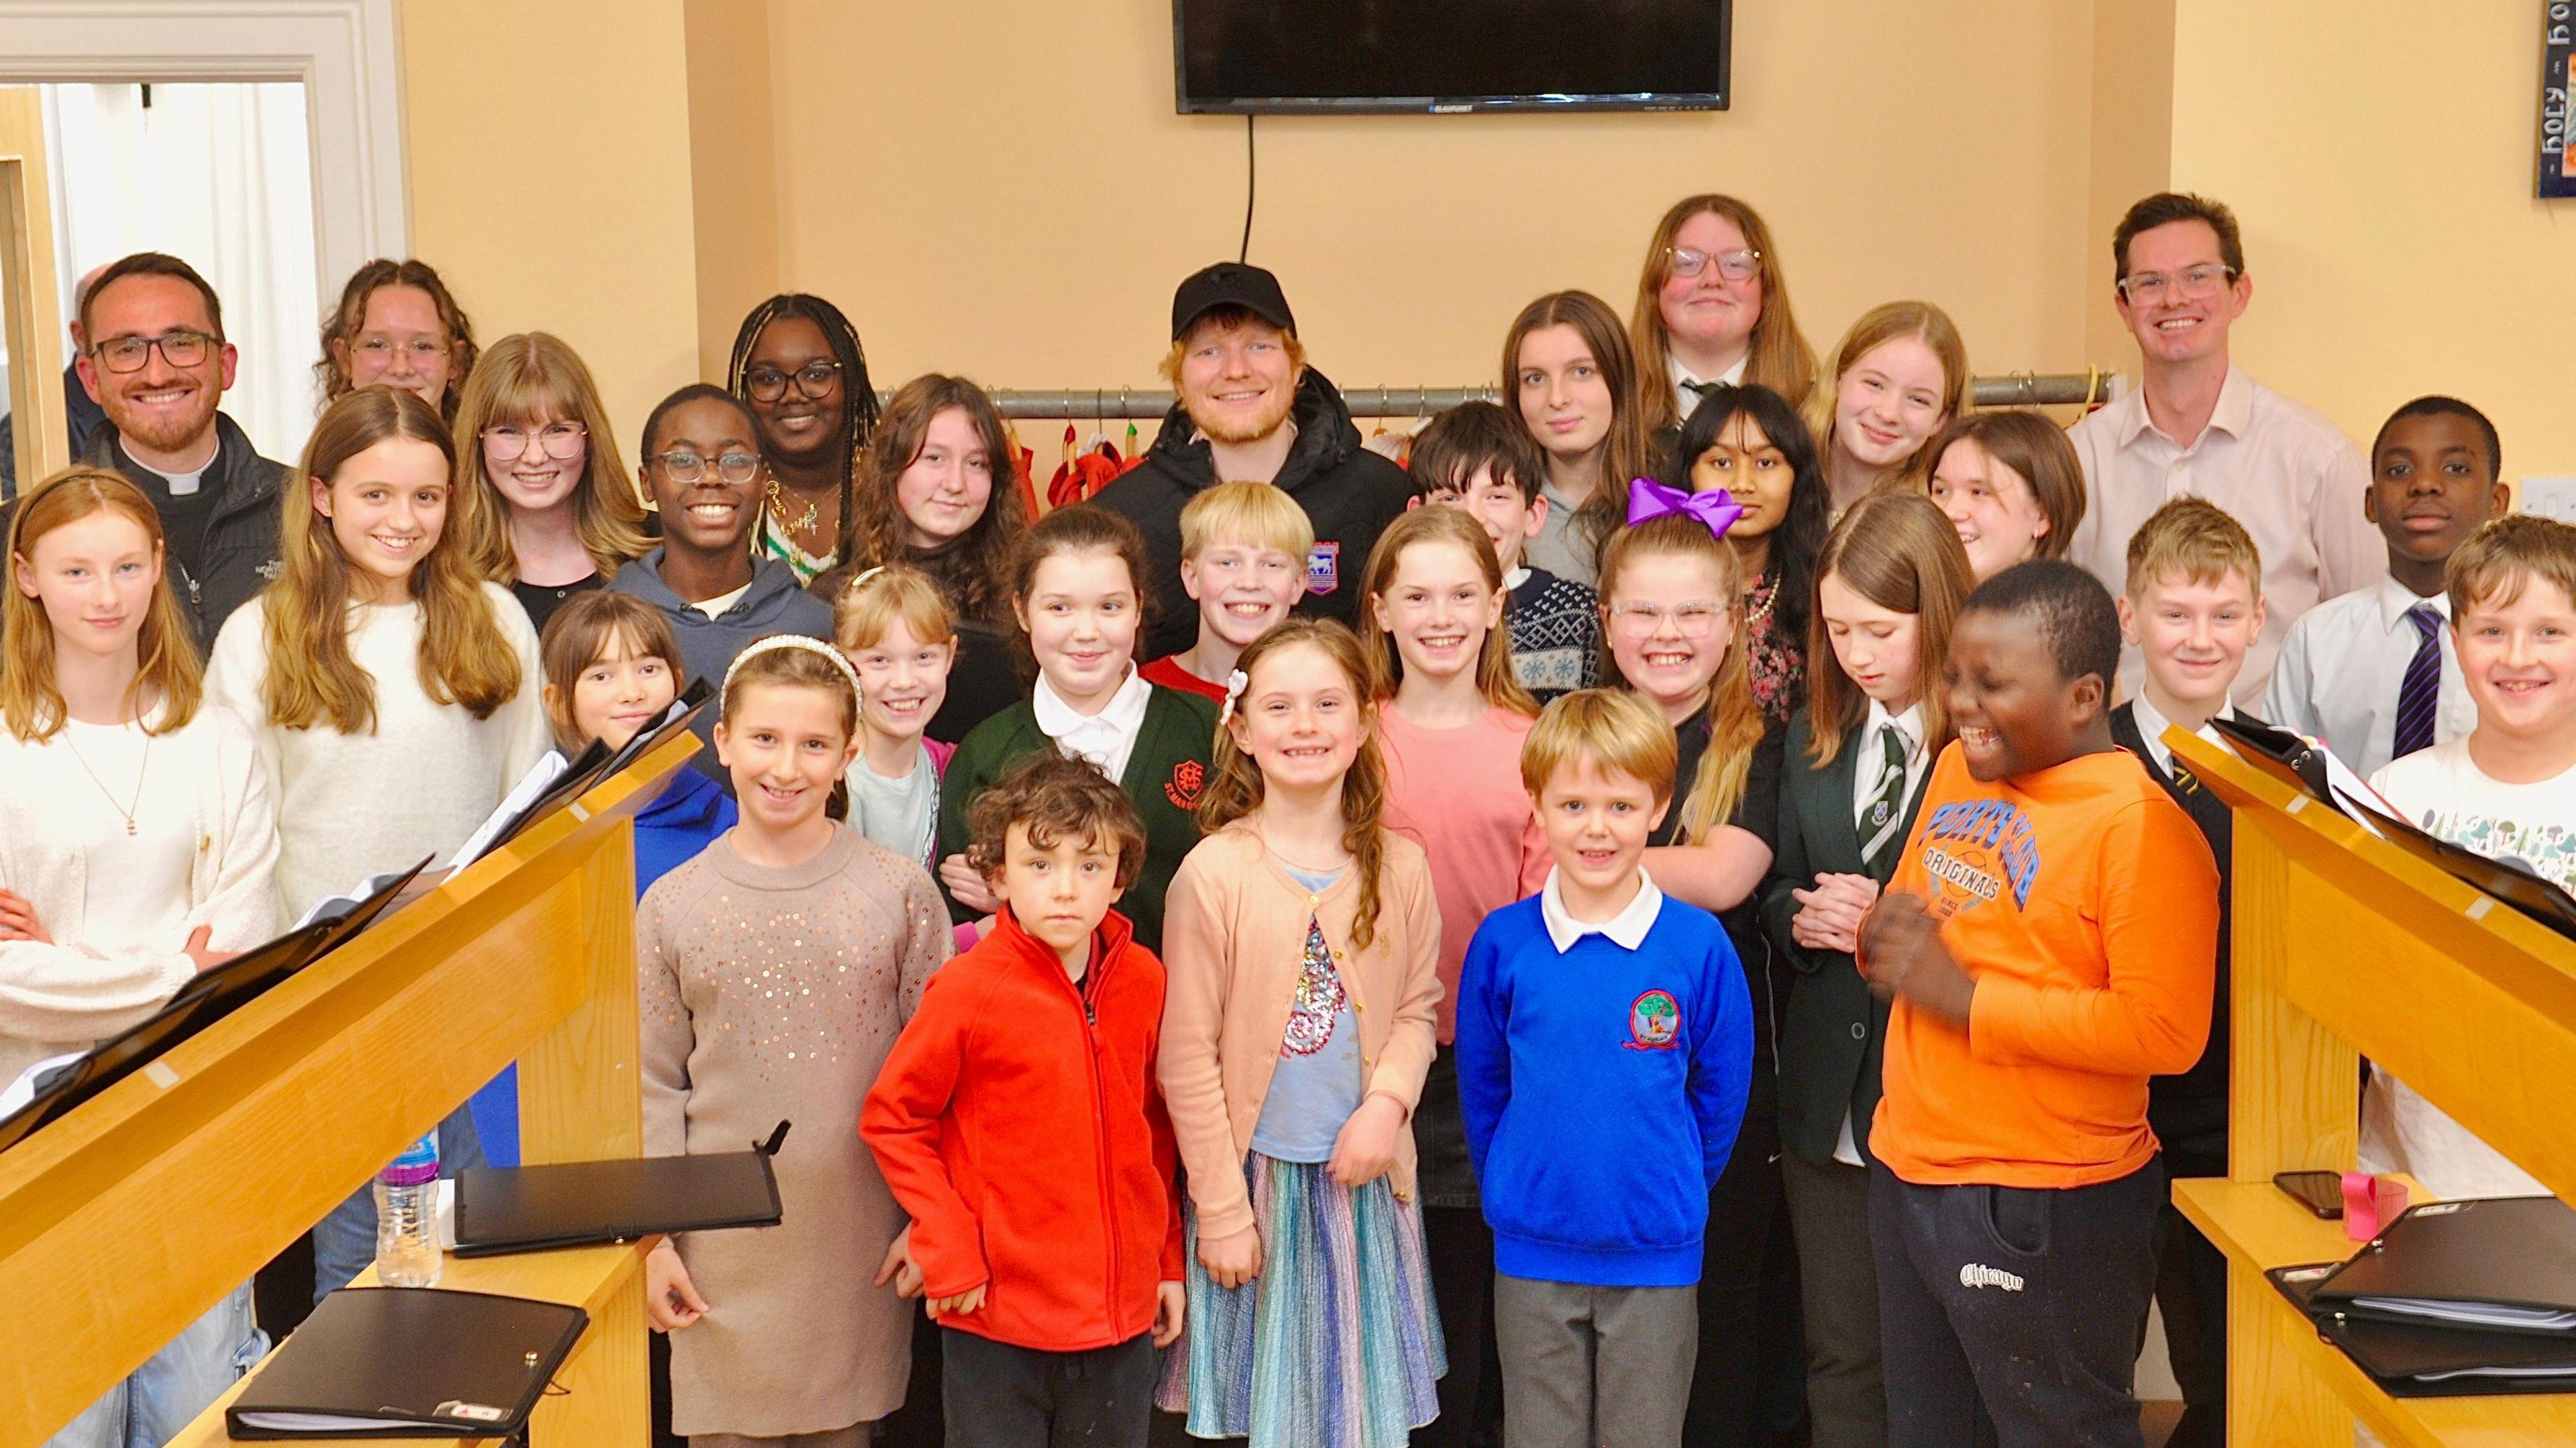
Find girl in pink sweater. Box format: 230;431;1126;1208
1358;504;1549;1447
1157;618;1446;1448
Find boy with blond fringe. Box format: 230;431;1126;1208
1456;688;1754;1448
2361;514;2576;1201
1138;479;1313;703
2110;497;2265;1448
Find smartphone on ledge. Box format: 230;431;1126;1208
2273;1170;2345;1219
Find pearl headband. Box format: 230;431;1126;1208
721;632;865;704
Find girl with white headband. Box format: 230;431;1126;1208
639;631;952;1447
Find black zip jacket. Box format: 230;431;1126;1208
76;414;286;651
1089;367;1413;660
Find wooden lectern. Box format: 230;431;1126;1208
0;733;697;1447
2165;730;2576;1446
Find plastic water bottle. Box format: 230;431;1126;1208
374;1131;442;1288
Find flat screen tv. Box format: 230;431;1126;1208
1173;0;1732;115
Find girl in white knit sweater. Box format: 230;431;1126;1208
1;465;280;1448
205;385;550;1297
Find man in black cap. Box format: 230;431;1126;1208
1090;262;1411;659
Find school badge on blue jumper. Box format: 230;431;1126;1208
1305;541;1340;596
1626;989;1681;1050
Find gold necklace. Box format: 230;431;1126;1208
62;726;150;836
765;480;823;541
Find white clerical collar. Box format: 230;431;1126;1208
1540;866;1664;952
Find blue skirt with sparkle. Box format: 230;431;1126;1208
1157;1152;1446;1446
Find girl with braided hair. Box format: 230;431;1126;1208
727;294;882;583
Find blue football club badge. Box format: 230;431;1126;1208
1305;541;1340;596
1626;989;1681;1050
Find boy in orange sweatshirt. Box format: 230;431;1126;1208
1857;559;2219;1448
863;754;1185;1448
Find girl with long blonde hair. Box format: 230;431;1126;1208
206;384;550;1298
1358;503;1548;1445
1594;500;1790;1442
1;466;279;1443
453;331;652;632
1807;301;1972;513
1158;617;1446;1448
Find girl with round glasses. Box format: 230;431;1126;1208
1631;194;1820;437
455;333;652;634
727;294;882;584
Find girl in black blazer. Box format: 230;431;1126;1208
1758;492;1974;1448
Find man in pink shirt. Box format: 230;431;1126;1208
2067;192;2381;706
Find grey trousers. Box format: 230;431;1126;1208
1493;1272;1697;1448
1780;1152;1887;1448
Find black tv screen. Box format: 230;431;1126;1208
1173;0;1732;114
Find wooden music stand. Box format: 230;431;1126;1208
0;731;698;1447
2166;729;2576;1446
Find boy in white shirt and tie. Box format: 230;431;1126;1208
2262;396;2507;775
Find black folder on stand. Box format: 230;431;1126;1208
451;1121;789;1256
2310;1196;2576;1334
225;1287;587;1437
2271;1260;2576;1396
0;859;428;1155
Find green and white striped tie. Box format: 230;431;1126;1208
1860;724;1911;873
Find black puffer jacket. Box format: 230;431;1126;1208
79;415;286;651
1090;367;1412;660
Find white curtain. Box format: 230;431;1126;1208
43;81;321;465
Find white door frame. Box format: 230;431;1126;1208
0;0;407;300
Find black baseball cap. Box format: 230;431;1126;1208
1170;262;1296;341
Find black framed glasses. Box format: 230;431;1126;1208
743;360;843;402
653;449;763;484
93;330;215;374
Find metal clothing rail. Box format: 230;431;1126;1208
900;372;2114;421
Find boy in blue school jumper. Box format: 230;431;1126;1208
1456;688;1755;1448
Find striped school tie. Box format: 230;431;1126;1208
1860;724;1911;872
2393;604;2442;761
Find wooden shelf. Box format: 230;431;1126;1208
2175;1179;2576;1448
164;1239;654;1447
2166;730;2576;1446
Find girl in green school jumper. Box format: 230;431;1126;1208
935;505;1217;953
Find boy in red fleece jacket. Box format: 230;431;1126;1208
863;753;1185;1447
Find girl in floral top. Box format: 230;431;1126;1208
1662;382;1831;729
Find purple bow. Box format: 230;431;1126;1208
1625;478;1745;538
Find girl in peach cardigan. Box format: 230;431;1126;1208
1155;619;1447;1448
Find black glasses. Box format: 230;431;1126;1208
653;449;763;484
93;330;215;374
743;360;843;402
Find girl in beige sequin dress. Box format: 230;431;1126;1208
640;637;951;1447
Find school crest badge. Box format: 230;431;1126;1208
1165;759;1205;810
1305;541;1340;596
1626;989;1681;1050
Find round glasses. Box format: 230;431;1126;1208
654;449;763;484
743;360;843;402
482;421;588;461
1666;247;1761;284
93;330;214;374
1608;601;1728;638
